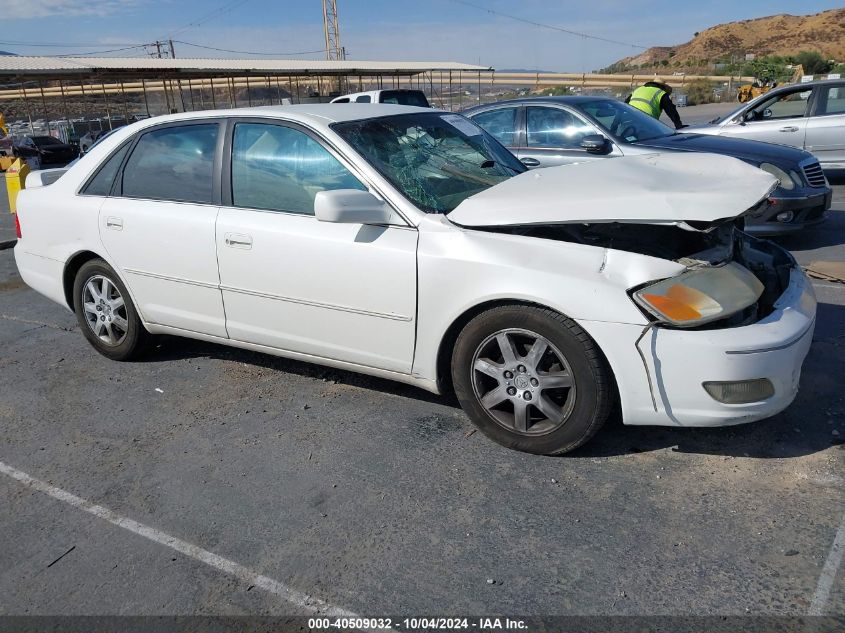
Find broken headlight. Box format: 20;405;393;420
633;263;764;327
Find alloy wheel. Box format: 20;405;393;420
471;328;577;435
81;275;128;346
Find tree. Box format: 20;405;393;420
795;50;833;75
747;56;791;82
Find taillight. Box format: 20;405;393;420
14;213;21;239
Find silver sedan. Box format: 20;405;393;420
687;79;845;171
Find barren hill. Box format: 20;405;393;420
616;8;845;68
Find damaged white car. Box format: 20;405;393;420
14;105;815;455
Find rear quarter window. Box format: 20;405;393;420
81;142;132;197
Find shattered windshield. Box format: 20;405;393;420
578;99;675;143
332;112;525;214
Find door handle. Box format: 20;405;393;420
105;216;123;230
779;126;799;133
224;233;253;249
520;157;541;167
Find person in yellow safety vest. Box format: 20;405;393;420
0;112;8;135
624;79;686;129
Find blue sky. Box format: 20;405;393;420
3;0;844;71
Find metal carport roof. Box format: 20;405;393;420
0;57;492;80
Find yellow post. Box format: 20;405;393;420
5;159;30;214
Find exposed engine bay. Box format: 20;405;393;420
484;221;795;330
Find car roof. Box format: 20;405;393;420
767;78;845;93
463;95;608;113
133;103;434;127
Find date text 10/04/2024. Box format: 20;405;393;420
307;617;529;630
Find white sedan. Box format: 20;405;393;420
13;104;816;455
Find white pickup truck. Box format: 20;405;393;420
330;89;430;107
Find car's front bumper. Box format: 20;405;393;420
579;266;816;427
744;189;831;236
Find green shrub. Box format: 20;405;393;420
684;79;716;105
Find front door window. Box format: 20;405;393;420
747;89;811;121
231;123;366;215
525;107;593;148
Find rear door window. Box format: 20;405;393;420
121;123;219;203
470;107;518;146
816;85;845;116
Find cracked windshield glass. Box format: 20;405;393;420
333;112;525;214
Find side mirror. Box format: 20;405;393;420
580;134;611;154
314;189;396;225
762;108;773;119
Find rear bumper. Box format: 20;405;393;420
744;189;831;235
13;246;69;310
580;267;816;427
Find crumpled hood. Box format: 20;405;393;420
448;152;778;229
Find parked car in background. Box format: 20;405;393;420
14;105;815;455
687;79;845;171
0;127;12;160
17;135;79;165
331;89;430;107
79;130;110;155
464;96;831;235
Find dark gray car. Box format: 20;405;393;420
463;96;831;236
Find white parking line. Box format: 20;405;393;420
809;505;845;615
0;459;361;619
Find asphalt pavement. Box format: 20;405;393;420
0;163;843;622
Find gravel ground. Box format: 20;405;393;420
0;166;843;621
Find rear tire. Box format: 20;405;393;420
451;305;613;455
73;259;149;361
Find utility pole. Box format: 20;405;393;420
168;39;176;59
322;0;342;61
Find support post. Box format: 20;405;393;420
20;83;34;133
141;79;151;117
119;81;130;122
101;82;113;130
37;81;50;133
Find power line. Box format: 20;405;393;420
0;40;142;48
65;45;151;56
173;40;326;57
449;0;646;49
167;0;255;39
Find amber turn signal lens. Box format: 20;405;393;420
633;263;764;327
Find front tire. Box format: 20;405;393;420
73;259;149;361
452;305;613;455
